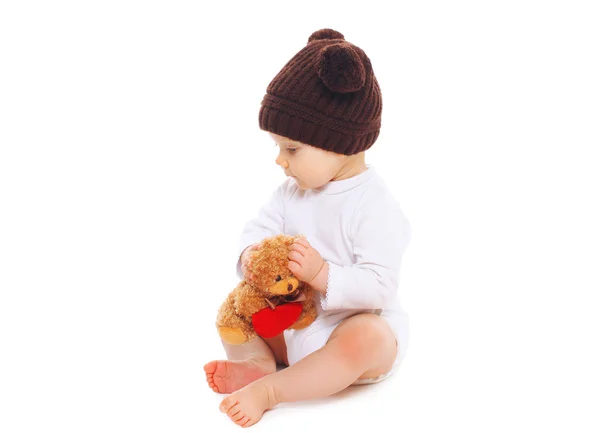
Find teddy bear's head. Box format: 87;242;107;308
246;234;303;297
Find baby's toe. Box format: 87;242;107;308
227;404;241;416
204;370;218;392
237;415;250;427
206;380;218;393
203;360;218;374
219;395;237;413
231;410;245;422
241;416;255;428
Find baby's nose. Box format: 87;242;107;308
276;156;289;168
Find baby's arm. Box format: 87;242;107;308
321;195;411;310
235;179;290;279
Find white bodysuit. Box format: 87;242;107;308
235;165;411;382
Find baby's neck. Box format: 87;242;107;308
331;152;367;182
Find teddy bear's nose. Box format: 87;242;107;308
287;284;293;292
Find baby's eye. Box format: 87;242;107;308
275;275;282;282
287;148;298;154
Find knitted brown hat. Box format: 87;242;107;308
259;29;382;156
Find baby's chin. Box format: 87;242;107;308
293;179;325;192
294;180;307;190
291;175;329;191
291;177;308;190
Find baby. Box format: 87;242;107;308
204;28;411;427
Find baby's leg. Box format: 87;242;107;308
204;333;287;394
219;313;397;427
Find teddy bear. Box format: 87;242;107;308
216;234;317;345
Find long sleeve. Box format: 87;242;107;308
235;179;289;279
321;194;411;310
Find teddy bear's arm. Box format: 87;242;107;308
234;282;269;320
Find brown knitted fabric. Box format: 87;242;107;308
259;29;382;156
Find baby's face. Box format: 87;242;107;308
270;132;346;190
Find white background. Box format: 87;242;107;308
1;1;599;432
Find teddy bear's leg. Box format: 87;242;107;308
217;319;257;345
218;326;249;345
217;312;257;345
216;292;257;345
290;298;317;330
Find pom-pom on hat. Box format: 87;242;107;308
259;29;382;156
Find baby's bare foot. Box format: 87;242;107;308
204;358;274;394
219;381;277;428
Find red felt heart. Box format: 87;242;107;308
252;303;303;339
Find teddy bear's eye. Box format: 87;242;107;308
275;275;282;282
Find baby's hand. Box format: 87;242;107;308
288;237;325;285
241;243;260;280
